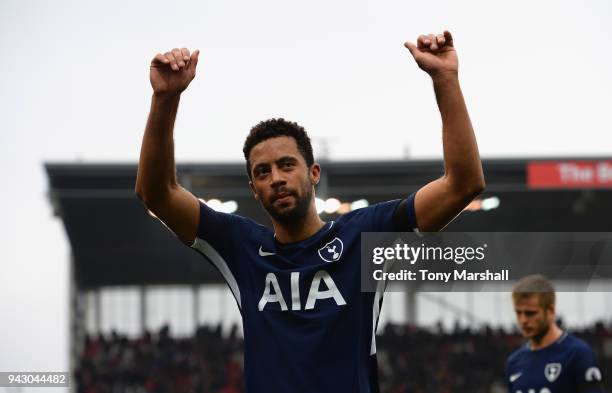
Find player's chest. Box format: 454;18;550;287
242;232;362;313
244;227;361;273
510;359;573;393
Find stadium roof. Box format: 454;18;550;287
45;158;612;289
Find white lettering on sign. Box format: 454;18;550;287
597;162;612;182
558;163;593;183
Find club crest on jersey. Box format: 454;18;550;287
544;363;562;382
318;237;344;262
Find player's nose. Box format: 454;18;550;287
270;167;286;187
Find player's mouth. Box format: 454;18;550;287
273;192;294;204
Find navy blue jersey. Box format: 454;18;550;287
189;195;418;393
506;332;604;393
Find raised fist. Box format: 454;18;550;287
404;31;458;79
150;48;200;96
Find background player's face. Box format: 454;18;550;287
248;136;320;224
514;295;554;341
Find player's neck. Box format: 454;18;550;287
273;207;325;244
530;324;563;350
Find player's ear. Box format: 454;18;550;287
310;163;321;186
249;181;260;201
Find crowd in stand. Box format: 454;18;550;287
76;321;612;393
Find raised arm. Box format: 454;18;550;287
135;47;201;245
404;31;485;231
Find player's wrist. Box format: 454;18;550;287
152;91;182;104
431;70;459;85
153;90;181;99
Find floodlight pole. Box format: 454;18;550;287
316;138;330;200
94;289;101;334
193;285;200;330
405;290;417;325
139;285;147;334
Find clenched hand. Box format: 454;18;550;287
404;31;458;80
150;48;200;97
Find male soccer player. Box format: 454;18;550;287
506;275;604;393
136;30;484;392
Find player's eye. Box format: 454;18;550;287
255;167;270;178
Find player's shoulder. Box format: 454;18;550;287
506;343;530;365
562;332;604;388
196;199;270;236
334;199;403;223
562;332;596;355
238;214;273;240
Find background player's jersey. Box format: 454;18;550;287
189;195;418;393
506;332;604;393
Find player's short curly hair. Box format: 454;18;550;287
512;274;556;309
242;118;314;179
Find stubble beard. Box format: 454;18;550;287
529;316;551;345
264;185;313;225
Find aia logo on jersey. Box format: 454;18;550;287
544;363;562;382
318;237;344;262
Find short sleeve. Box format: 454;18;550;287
571;345;604;393
189;201;238;249
189;201;246;307
369;193;419;232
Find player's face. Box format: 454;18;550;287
514;295;553;341
248;136;319;224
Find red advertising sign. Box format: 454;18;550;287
527;161;612;189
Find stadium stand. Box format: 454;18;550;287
75;321;611;393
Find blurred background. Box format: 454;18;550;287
1;0;611;391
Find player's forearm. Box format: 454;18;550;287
433;72;485;195
135;93;182;203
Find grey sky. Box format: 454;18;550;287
1;0;611;383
